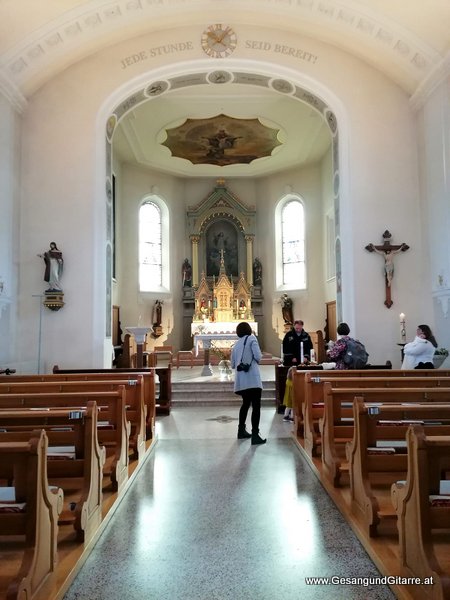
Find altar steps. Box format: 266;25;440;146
170;378;276;406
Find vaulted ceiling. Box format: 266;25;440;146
1;0;448;177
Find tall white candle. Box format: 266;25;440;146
300;341;304;363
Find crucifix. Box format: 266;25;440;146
365;230;409;308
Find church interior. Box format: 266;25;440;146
0;1;449;599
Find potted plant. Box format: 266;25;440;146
433;347;449;369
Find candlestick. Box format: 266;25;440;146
399;313;406;343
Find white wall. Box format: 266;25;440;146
11;24;428;369
417;79;450;368
0;93;21;368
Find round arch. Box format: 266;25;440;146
94;59;354;360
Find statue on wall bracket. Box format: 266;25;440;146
37;242;65;311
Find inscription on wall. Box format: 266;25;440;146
120;40;318;69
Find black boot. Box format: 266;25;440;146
251;432;267;445
237;426;251;439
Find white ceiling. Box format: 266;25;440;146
1;0;448;177
113;84;332;177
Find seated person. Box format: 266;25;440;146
401;324;437;369
282;320;313;366
326;322;368;369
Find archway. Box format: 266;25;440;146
99;62;348;356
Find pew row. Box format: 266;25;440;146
319;385;450;487
391;425;450;600
298;373;450;458
0;430;63;600
346;398;450;537
0;371;156;445
0;401;105;543
292;368;450;450
0;377;148;460
0;389;129;492
51;365;168;417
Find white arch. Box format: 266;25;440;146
94;57;355;363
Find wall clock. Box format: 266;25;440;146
201;24;237;58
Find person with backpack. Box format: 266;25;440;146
326;322;368;369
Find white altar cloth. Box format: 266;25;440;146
191;321;258;336
194;333;238;356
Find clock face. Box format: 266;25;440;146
201;24;237;58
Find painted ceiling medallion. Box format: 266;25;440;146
161;114;282;167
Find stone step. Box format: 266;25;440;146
169;379;276;406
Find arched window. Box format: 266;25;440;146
279;198;306;289
139;201;162;291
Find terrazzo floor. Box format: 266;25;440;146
63;405;396;600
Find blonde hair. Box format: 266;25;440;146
287;366;296;380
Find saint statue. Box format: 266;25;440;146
253;257;262;285
152;300;163;327
182;258;192;287
280;293;294;325
38;242;64;292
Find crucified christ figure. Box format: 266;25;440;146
365;230;409;308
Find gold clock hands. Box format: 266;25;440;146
206;30;221;44
216;27;231;44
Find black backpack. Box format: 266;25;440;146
343;339;369;369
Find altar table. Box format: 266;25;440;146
194;333;239;376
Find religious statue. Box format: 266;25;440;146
182;258;192;287
152;299;163;327
253;257;262;285
365;243;409;287
38;242;64;292
280;293;294;325
365;230;409;308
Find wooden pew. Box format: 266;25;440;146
0;389;129;493
0;401;105;543
391;425;450;600
51;365;169;417
0;377;148;460
0;430;63;600
300;373;450;458
293;368;450;447
347;398;450;537
320;385;450;487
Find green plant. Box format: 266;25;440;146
434;347;449;357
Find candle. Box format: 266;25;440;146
399;313;406;343
300;341;304;363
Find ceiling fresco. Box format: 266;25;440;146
161;114;282;167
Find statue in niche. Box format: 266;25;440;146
253;257;262;285
182;258;192;287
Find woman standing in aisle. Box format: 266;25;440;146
231;321;266;445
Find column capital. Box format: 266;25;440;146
190;235;201;244
244;235;254;243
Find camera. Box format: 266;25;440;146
237;363;250;372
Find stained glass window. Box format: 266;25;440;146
281;200;305;287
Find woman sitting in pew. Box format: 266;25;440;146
401;324;437;369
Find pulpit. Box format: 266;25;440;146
125;327;151;368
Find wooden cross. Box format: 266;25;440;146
365;230;409;308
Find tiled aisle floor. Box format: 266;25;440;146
63;406;395;600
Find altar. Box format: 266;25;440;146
191;322;258;336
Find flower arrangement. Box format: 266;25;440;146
434;347;449;357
